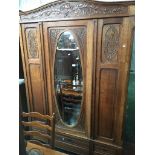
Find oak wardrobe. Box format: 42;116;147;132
19;0;135;155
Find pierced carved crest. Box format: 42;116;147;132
20;1;128;22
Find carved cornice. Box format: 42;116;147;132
19;0;129;22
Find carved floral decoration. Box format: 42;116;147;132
104;25;119;62
27;29;38;58
20;1;128;21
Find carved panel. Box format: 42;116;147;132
98;69;118;139
102;24;120;63
50;29;63;41
73;27;86;53
20;1;128;22
49;28;64;49
49;27;86;50
26;28;39;59
49;27;87;134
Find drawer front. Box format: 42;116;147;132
55;134;89;155
94;144;117;155
56;141;89;155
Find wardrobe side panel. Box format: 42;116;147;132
20;23;46;114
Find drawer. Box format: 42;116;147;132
55;134;89;155
56;134;89;149
94;144;117;155
56;140;89;155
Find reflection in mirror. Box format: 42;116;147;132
54;31;83;126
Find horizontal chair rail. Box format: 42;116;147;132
22;121;52;131
24;131;51;140
28;140;51;148
22;112;52;121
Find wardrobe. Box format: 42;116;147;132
19;1;135;155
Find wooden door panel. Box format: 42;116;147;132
94;17;133;145
95;18;123;143
20;23;47;114
43;20;95;137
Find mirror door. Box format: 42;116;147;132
43;20;95;137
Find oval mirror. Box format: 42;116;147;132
54;31;83;126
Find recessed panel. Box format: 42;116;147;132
98;69;118;139
29;64;45;114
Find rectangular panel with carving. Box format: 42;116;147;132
96;18;123;67
101;24;120;64
25;28;39;59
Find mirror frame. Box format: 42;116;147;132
53;29;85;128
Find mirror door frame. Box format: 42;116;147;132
43;20;96;138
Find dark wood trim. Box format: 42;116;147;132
19;0;135;15
19;0;134;23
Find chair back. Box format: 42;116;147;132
21;112;55;149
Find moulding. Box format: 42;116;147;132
19;0;133;22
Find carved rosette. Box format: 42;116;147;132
50;27;86;134
26;29;39;58
103;25;119;63
20;1;128;22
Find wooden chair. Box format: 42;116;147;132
21;112;66;155
22;112;55;148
